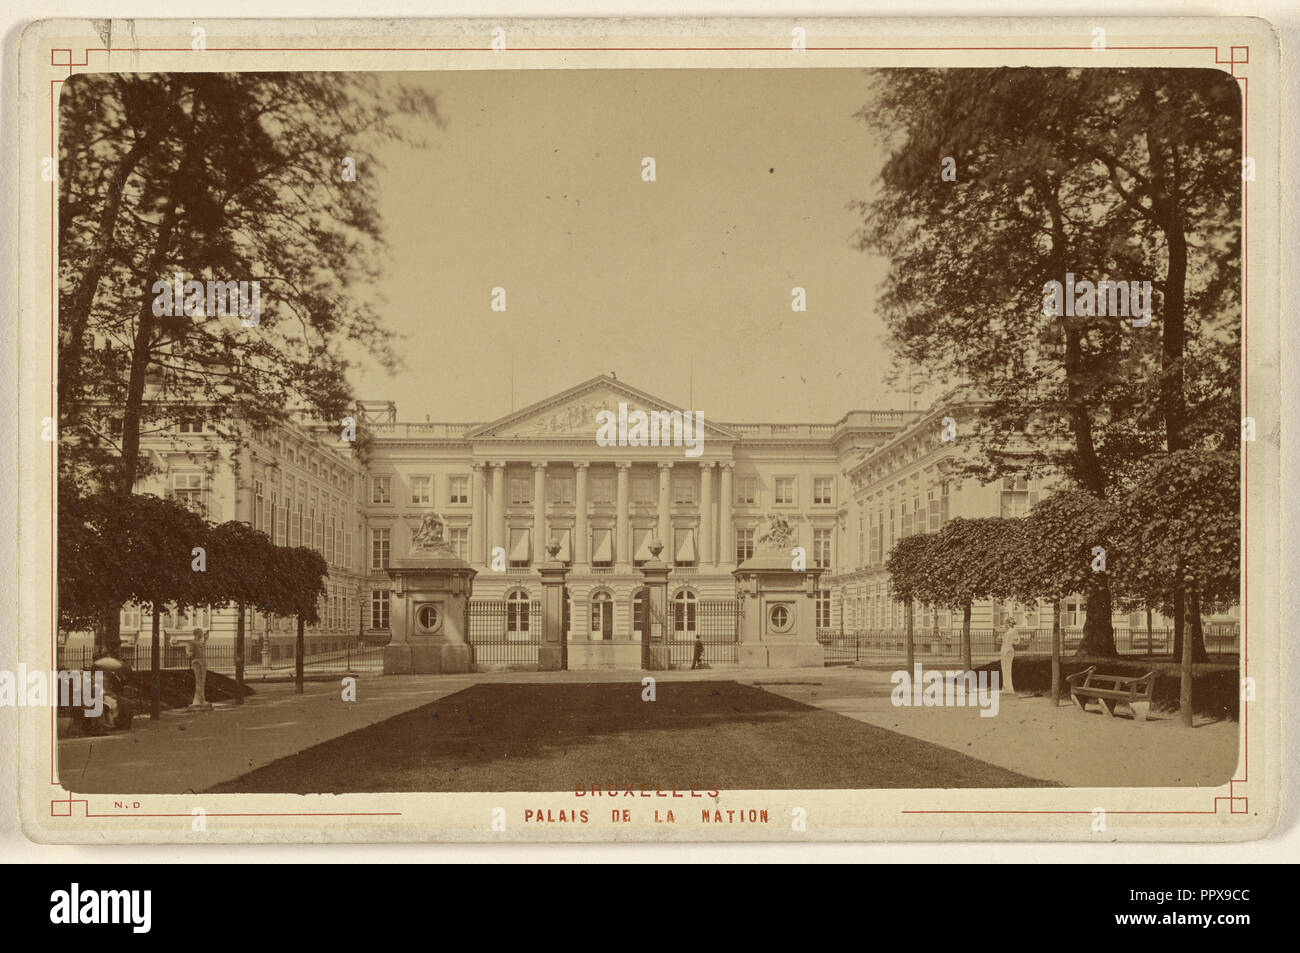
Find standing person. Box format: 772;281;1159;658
187;627;212;710
691;634;705;670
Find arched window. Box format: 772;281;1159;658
672;590;697;637
590;590;613;641
506;589;531;638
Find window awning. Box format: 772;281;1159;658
633;528;652;560
674;528;696;562
509;528;531;562
592;528;613;563
555;528;572;562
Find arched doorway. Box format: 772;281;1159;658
633;587;650;667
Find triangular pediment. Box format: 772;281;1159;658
467;376;736;440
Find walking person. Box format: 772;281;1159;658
691;634;705;670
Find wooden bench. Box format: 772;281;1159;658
1066;666;1156;722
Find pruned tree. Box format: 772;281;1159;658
205;521;277;704
1017;490;1118;702
885;532;941;672
923;517;1026;670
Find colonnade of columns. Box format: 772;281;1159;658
470;460;737;569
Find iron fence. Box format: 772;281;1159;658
816;624;1240;663
467;598;543;668
56;641;387;677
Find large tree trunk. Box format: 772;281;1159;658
960;601;972;672
1076;580;1117;657
1051;598;1062;706
234;603;245;706
150;602;162;720
1179;587;1195;727
1187;579;1210;663
905;599;915;673
295;614;305;695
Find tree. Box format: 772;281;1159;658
856;68;1241;656
1017;490;1118;702
205;521;277;705
113;495;210;719
267;547;328;695
57;73;440;649
923;517;1025;670
1110;450;1240;724
885;532;941;672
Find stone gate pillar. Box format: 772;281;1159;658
732;516;824;669
538;540;569;671
640;539;671;670
383;515;476;675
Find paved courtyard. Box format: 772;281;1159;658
56;667;1239;794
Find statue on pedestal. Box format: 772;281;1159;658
409;513;456;556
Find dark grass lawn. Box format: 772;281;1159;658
208;681;1055;793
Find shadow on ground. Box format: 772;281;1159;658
208;680;1056;793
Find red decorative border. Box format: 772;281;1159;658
43;37;1248;826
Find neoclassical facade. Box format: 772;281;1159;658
94;373;1176;658
358;375;919;643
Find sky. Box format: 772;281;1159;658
347;67;932;424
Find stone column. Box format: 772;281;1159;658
574;462;590;566
699;462;714;566
490;462;506;557
615;462;631;568
657;462;673;548
471;463;486;564
532;462;547;564
719;463;735;567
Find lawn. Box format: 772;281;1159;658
209;680;1056;793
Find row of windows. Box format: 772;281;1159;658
372;474;470;506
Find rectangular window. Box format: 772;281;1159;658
735;477;758;505
591;474;614;504
327;517;335;564
591;528;614;568
370;590;390;629
411;475;431;504
813;528;832;570
632;475;655;504
673;528;697;567
449;527;469;559
314;513;323;553
509;528;531;568
372;476;391;504
510;475;532;505
253;480;265;531
549;476;574;505
371;528;390;570
632;528;653;567
813;477;833;505
735;528;755;564
171;472;204;511
774;477;795;506
449;475;469;504
345;531;353;567
816;590;831;628
672;476;696;505
178;418;204;434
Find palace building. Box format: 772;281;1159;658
84;373;1222;665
